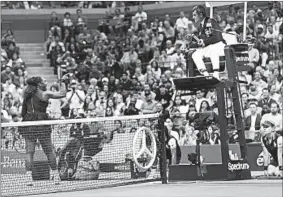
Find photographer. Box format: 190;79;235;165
66;80;86;117
124;96;140;115
256;35;270;68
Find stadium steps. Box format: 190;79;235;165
18;43;57;84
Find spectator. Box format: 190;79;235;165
124;96;140;115
248;83;262;101
63;12;74;32
75;9;87;30
195;89;208;112
258;88;277;109
66;80;86;116
5;42;18;60
1;29;16;47
113;93;125;116
163;21;175;43
124;7;133;29
244;102;262;143
13;67;27;88
120;46;138;72
173;95;187;116
48;35;66;55
247;37;260;68
49;12;62;38
252;71;268;93
134;5;147;24
175;11;190;35
141;91;157;114
261;102;282;133
270;84;281;103
1;65;14;83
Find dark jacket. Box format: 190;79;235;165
244;113;262;131
197;17;225;46
258;97;277;108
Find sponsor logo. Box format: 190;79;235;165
236;56;249;62
114;163;131;171
1;156;25;169
228;162;250;172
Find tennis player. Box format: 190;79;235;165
19;77;67;186
260;120;282;177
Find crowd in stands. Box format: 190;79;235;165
1;1;162;9
1;29;27;149
1;2;283;150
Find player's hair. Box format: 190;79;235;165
193;5;207;17
23;77;42;101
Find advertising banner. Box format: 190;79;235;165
179;143;263;171
1;143;264;175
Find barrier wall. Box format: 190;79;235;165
180;143;264;171
1;143;264;175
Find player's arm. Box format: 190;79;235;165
43;82;67;100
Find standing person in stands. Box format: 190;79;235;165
191;5;226;80
19;77;67;186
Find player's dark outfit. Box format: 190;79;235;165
19;95;57;171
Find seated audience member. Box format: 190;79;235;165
134;5;147;24
49;11;62;37
141;91;157;114
261;102;282;134
244;102;262;143
258;88;277;109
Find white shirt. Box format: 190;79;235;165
250;113;257;131
114;102;125;116
66;90;86;110
135;11;147;22
270;93;281;103
136;73;146;85
265;30;279;40
170;53;186;70
169;130;180;145
175;17;190;30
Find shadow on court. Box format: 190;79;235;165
29;179;282;197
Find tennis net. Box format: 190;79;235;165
1;113;166;197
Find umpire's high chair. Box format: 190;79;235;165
169;44;252;181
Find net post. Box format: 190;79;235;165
158;113;167;184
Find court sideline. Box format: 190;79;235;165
30;179;282;197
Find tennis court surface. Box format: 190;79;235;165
29;179;282;197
